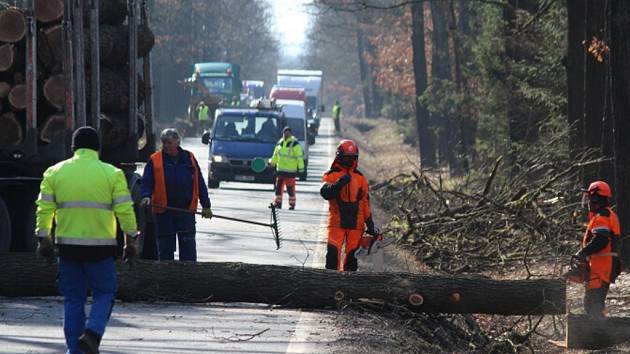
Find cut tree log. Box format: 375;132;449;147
35;0;63;23
39;114;66;143
43;74;64;111
0;81;11;98
8;84;26;111
0;253;566;315
97;24;155;67
566;314;630;349
0;112;22;146
0;43;23;72
92;68;144;112
38;24;62;72
100;112;144;150
0;8;26;43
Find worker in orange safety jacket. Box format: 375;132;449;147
572;181;622;318
320;140;380;271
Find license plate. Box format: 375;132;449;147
234;175;255;182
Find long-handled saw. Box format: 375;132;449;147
148;203;281;249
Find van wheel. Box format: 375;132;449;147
208;178;220;189
0;196;11;253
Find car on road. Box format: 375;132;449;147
276;99;309;181
202;104;286;188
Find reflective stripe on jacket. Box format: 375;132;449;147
150;150;200;214
271;136;304;173
35;148;137;246
582;207;621;285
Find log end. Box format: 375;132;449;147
40;114;66;143
0;112;22;146
0;9;26;43
35;0;64;23
449;292;461;303
8;84;26;111
0;43;16;72
334;290;345;302
408;293;424;306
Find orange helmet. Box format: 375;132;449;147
584;181;613;198
336;139;359;158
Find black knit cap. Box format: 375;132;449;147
72;126;100;151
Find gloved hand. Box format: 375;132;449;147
140;197;151;207
336;173;351;187
201;207;213;219
36;237;55;262
123;241;136;268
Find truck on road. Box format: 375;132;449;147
276;69;324;135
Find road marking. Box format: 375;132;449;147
287;118;335;353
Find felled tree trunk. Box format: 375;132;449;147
0;8;26;43
566;314;630;349
35;0;63;23
8;84;26;111
0;253;566;315
0;44;23;72
0;112;21;146
43;74;64;111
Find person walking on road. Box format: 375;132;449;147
270;126;305;210
332;100;342;135
140;128;213;261
35;126;138;354
569;181;622;318
320;139;380;271
196;101;210;134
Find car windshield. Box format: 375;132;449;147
213;114;281;143
285;118;305;140
202;77;233;94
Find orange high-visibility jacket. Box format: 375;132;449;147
149;150;200;214
321;163;372;230
582;207;621;285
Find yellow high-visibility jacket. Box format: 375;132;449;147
36;148;137;246
271;136;304;174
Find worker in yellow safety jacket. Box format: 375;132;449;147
35;126;137;354
196;101;210;133
270;126;304;210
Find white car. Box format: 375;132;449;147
276;99;309;181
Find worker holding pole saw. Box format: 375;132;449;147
140;128;212;261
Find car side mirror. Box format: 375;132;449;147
201;131;210;145
320;105;325;112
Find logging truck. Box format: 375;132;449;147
0;0;158;259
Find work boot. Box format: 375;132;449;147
78;330;101;354
289;205;295;210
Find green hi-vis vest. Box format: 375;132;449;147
271;136;305;174
35;149;137;246
197;105;209;122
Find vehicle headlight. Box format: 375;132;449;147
212;155;225;163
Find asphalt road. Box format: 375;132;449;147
0;118;345;353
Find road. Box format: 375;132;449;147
0;118;345;353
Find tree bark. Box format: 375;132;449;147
0;253;566;315
39;114;66;143
43;74;65;111
35;0;63;24
0;8;26;43
356;25;373;118
0;112;21;146
430;1;452;167
411;1;436;168
90;67;144;113
566;0;586;161
0;43;23;73
566;314;630;349
610;0;630;265
8;84;26;111
96;24;155;68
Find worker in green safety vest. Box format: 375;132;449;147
332;100;342;135
196;101;210;134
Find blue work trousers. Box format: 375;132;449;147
57;257;117;354
155;210;197;261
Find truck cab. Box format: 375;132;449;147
201;101;286;188
190;62;243;107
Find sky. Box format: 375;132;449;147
270;0;312;59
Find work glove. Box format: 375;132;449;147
123;241;136;268
140;197;151;207
36;237;55;262
336;173;351;188
201;207;213;219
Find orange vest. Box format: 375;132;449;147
149;150;200;214
582;207;621;285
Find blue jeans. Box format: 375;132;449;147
57;257;117;354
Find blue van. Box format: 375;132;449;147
201;106;286;188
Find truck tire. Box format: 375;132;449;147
208;177;220;189
0;196;11;253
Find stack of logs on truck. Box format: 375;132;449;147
0;0;154;153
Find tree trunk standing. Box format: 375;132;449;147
356;25;374;117
610;0;630;265
0;253;566;315
582;0;607;184
411;1;436;168
599;0;615;186
566;0;586;162
430;1;452;167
